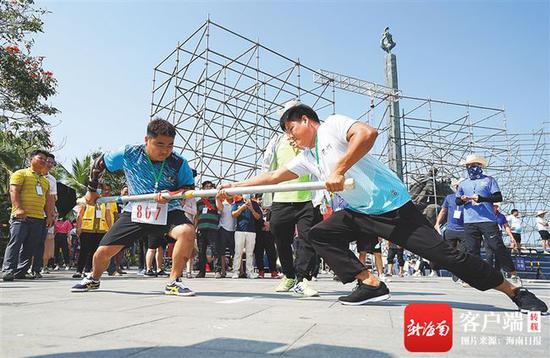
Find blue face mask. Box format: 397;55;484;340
467;165;483;180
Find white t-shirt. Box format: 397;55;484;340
536;216;549;232
219;201;236;231
507;215;522;234
46;174;57;196
286;114;411;215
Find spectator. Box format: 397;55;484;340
1;150;54;281
195;181;223;278
254;199;279;279
491;203;516;271
144;233;167;277
54;216;73;269
218;195;235;278
231;194;262;279
535;210;549;254
34;152;58;277
73;183;116;278
507;209;522;253
434;178;465;281
386;241;405;277
456;154;521;285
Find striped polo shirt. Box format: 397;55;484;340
196;197;220;231
10;168;50;219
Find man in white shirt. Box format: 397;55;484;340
219;103;547;313
506;209;522;252
218;196;236;278
33;152;58;277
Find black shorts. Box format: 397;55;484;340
539;231;549;241
147;233;167;249
512;233;522;245
356;235;381;253
99;210;192;247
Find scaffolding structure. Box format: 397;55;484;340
151;19;549;246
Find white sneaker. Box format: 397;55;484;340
429;271;438;277
247;272;258;279
293;279;319;297
231;272;240;279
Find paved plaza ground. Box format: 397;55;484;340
1;271;548;357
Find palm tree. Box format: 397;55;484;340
64;155;92;197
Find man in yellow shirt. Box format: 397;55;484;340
1;150;55;281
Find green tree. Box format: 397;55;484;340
1;0;58;149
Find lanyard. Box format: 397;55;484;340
313;135;333;207
146;155;165;192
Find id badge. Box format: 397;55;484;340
131;201;168;225
36;185;43;196
453;210;462;219
95;208;102;219
319;204;327;215
202;207;208;214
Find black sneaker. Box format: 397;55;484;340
156;269;168;277
71;276;100;292
338;281;391;306
195;271;206;278
144;269;157;277
72;272;83;279
1;272;15;281
511;288;548;313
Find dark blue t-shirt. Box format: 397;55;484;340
232;200;261;232
442;194;464;232
496;212;508;230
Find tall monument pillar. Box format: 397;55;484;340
381;27;403;180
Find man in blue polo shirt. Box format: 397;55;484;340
456;154;520;285
434;178;465;282
219;103;547;313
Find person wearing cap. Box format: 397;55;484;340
456;154;522;285
535;210;549;254
219;104;547;313
433;178;465;282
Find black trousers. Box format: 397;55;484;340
270;201;317;281
387;247;404;266
197;229;225;273
464;222;516;273
308;201;504;291
54;233;70;266
77;232;103;273
254;231;278;272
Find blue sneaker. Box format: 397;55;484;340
71;275;100;292
165;278;195;296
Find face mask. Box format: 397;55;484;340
96;188;103;195
467;165;483;180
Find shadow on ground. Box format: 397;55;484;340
31;337;392;358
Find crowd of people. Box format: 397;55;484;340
1;101;548;313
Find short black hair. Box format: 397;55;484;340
46;152;55;159
279;104;320;131
511;209;518;214
202;180;214;188
29;149;50;158
147;118;176;138
191;169;198;178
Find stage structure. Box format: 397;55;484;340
151;19;549;245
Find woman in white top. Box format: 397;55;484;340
535;210;549;253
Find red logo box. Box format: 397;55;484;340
404;303;453;352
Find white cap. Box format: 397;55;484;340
536;210;547;216
278;99;301;119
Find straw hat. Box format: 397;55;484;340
451;177;465;188
460;154;488;168
536;210;547;217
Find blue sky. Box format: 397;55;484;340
34;0;549;167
